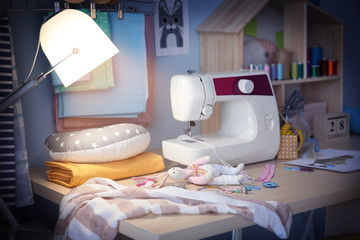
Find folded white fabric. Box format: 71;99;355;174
54;177;292;240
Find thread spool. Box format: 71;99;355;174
307;61;311;78
320;58;328;76
333;59;337;75
298;62;304;79
312;65;319;77
264;63;270;76
328;59;337;75
310;46;323;66
277;63;283;80
271;63;276;80
291;62;298;80
274;49;293;79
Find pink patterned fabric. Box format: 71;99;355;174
54;177;292;240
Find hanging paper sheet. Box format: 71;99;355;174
57;12;148;118
53;15;154;132
51;10;115;93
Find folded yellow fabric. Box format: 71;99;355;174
45;152;165;187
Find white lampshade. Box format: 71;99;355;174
39;9;119;87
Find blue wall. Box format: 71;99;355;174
5;0;359;167
146;0;223;150
9;11;56;167
6;0;225;167
319;0;360;109
2;0;358;238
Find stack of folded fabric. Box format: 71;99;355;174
44;123;164;187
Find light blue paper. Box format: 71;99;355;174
58;13;148;118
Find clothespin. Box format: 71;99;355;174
118;3;124;19
90;1;97;19
54;2;60;13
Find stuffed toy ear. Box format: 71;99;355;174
132;172;168;188
132;176;158;187
157;173;169;188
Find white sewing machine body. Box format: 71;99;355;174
162;70;280;166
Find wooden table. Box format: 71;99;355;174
30;135;360;240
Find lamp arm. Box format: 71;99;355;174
0;72;49;113
0;49;77;113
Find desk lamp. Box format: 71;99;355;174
0;8;119;237
0;9;119;112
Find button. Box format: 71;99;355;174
243;185;252;191
264;114;274;130
263;182;277;188
201;105;213;116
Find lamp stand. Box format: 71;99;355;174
0;49;76;113
0;72;48;113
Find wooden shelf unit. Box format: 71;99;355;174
197;0;344;134
279;0;344;113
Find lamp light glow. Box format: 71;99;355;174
40;9;119;87
0;9;119;113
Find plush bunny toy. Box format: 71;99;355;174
160;156;245;187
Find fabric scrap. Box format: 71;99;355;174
54;177;292;240
45;152;164;187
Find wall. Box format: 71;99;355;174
3;0;360;167
318;0;360;108
8;11;56;167
147;0;223;149
2;0;357;238
5;0;223;167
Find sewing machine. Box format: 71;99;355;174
162;70;280;166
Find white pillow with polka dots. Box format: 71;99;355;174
45;123;150;163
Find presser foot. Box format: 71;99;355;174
183;121;196;137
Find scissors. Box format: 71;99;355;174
284;90;305;110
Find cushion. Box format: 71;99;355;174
45;123;150;163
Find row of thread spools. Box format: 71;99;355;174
244;47;337;81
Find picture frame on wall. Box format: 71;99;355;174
154;0;189;56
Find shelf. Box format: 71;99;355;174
198;0;344;134
271;75;340;86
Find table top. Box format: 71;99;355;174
30;135;360;240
